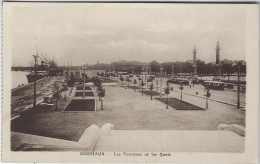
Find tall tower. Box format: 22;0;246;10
216;41;220;64
215;41;222;76
193;46;197;74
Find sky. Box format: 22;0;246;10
11;3;246;66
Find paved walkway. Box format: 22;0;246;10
95;130;244;152
98;86;245;130
12;128;245;152
127;76;246;106
11;84;245;142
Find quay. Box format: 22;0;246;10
11;77;245;152
11;76;63;118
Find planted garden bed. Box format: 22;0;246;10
74;92;94;97
63;99;95;112
156;98;204;110
141;90;160;96
76;86;92;90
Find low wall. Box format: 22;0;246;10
218;124;245;136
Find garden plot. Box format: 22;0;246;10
63;99;96;112
156;97;204;110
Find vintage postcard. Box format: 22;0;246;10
2;2;259;163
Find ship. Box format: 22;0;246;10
26;71;48;83
26;61;48;83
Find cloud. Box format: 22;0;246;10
93;39;182;54
11;3;246;66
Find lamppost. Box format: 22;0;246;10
83;65;87;98
144;66;147;87
159;67;163;97
32;54;38;108
172;65;174;77
145;66;149;89
233;61;245;109
156;80;158;91
147;66;151;89
127;76;130;89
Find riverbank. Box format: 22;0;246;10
11;76;63;118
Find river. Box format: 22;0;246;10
12;71;30;89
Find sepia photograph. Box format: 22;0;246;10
2;2;259;163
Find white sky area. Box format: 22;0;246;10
11;3;246;66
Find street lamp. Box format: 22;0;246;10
32;54;38;108
233;61;245;109
147;66;151;89
159;67;163;97
83;65;87;98
144;66;147;87
127;76;130;89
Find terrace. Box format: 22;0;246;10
11;85;245;142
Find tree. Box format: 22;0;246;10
120;76;124;87
134;65;142;74
92;77;101;92
81;72;90;83
222;63;233;74
141;80;145;95
179;82;184;100
205;86;211;109
133;79;137;92
156;80;159;91
164;82;170;109
69;72;75;87
52;83;61;110
126;76;130;89
182;62;193;73
205;63;215;75
98;86;105;110
196;60;207;74
149;83;154;100
150;60;160;74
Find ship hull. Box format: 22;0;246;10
26;74;46;83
